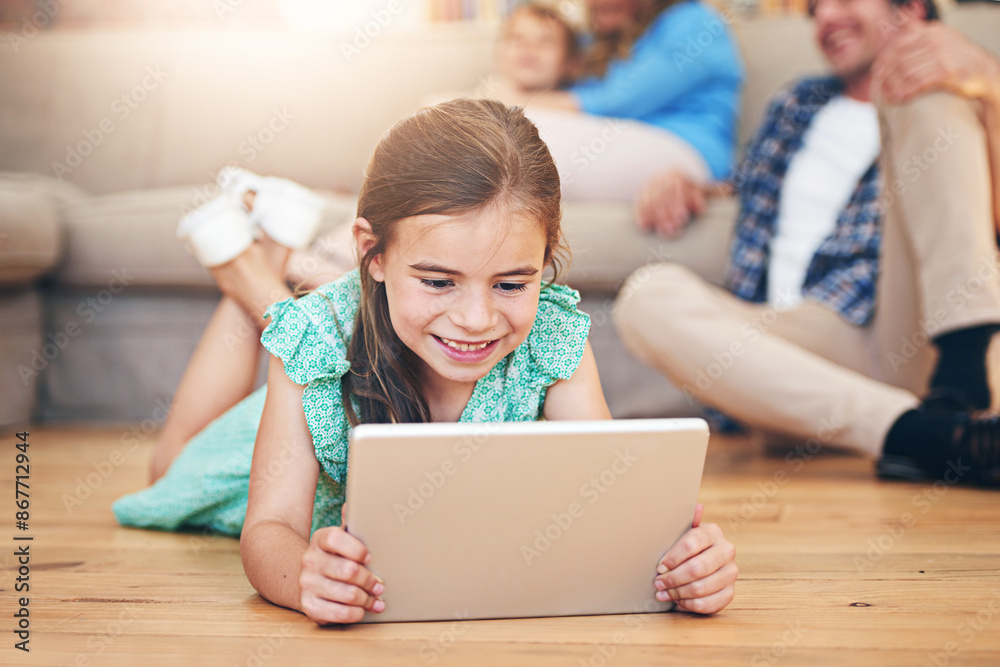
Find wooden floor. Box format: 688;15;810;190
2;425;1000;667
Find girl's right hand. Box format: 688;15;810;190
298;526;386;624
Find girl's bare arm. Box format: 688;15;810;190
240;355;320;610
543;341;612;420
240;356;384;623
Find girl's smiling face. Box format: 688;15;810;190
366;206;548;397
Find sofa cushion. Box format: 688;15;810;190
560;196;738;292
0;173;75;285
56;186;360;288
52;182;736;294
57;186;218;288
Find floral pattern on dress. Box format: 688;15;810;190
260;269;590;529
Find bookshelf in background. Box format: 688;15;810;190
750;0;810;16
425;0;519;23
422;0;815;26
422;0;591;27
713;0;810;17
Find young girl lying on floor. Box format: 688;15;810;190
113;98;737;624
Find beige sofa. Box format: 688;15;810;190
2;6;998;425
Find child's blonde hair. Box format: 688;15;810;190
507;3;581;65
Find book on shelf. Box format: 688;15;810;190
425;0;518;23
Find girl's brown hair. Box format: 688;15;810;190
342;98;567;426
584;0;683;79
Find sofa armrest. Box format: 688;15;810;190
0;176;66;286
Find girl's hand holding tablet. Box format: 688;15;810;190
654;503;738;615
299;526;385;624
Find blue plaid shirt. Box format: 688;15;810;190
725;76;883;326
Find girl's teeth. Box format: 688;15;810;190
441;337;490;352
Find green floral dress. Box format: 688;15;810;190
112;270;591;537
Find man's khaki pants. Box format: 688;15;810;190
614;92;1000;457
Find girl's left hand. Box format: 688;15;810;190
654;503;738;615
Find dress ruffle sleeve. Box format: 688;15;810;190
524;282;591;386
259;282;357;387
260;271;363;488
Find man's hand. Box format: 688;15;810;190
635;170;710;238
872;22;1000;108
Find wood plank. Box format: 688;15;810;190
1;426;999;665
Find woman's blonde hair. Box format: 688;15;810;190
584;0;684;78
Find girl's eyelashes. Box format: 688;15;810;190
420;278;454;290
496;282;528;293
418;278;529;294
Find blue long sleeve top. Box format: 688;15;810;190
570;0;744;180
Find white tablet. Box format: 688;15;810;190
343;418;709;623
